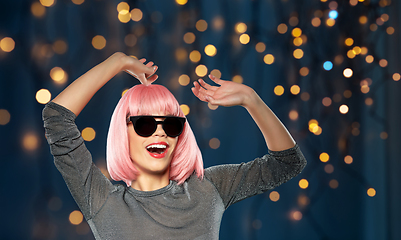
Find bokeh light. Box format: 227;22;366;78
183;32;196;44
323;61;333;71
235;22;247;34
0;37;15;52
319;152;329;162
204;44;217;56
239;34;250;44
344;155;353;164
82;127;96;142
232;75;243;84
50;67;67;84
263;54;275;64
92;35;106;50
274;85;284;96
31;2;46;18
69;210;84;225
40;0;55;7
178;74;190;86
176;0;188;5
180;104;190;115
131;8;143;22
36;89;51;104
0;109;11;125
195;65;208;77
255;42;266;53
299;179;309;189
290;85;300;95
196;19;208;32
269;191;280;202
277;23;288;34
22;132;39;151
367;188;376;197
189;50;201;63
209;138;220;149
343;68;353;78
293;49;304;59
339;104;349;114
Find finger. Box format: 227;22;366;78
139;58;146;63
146;66;158;79
145;61;154;67
209;74;225;85
192;82;208;102
198;79;218;91
147;74;158;83
197;84;215;97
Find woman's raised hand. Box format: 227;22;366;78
192;75;256;108
122;54;159;85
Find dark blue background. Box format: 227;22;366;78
1;0;400;239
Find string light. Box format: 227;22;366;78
36;89;51;104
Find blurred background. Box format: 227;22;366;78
1;0;400;239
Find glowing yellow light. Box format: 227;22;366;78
350;0;358;6
175;48;187;62
31;2;46;18
344;155;353;164
345;38;354;46
361;85;370;94
0;37;15;52
277;23;288;34
92;35;106;50
322;97;332;107
72;0;85;5
118;11;131;23
290;85;300;95
329;179;339;189
121;89;129;97
232;75;243;84
274;85;284;96
365;55;374;63
189;50;201;63
293;49;304;59
183;32;196;44
209;138;220;149
208;102;218;110
131;8;143;22
359;16;368;24
319;152;329;162
339;104;349;114
239;34;250;45
343;68;353;78
321;0;327;2
379;59;388;67
40;0;55;7
204;44;217;56
289;110;299;121
367;188;376;197
353;46;362;55
311;17;321;27
269;191;280;202
195;65;208;77
235;22;247;34
299;179;309;189
326;18;335;27
82;127;96;141
386;27;395;35
293;37;303;46
347;50;356;59
255;42;266;53
0;109;10;126
49;67;64;81
52;40;67;54
117;2;130;13
324;164;334;174
210;69;222;79
36;89;51;104
178;74;190;86
69;210;84;225
176;0;188;5
180;104;190;115
196;19;208;32
392;73;400;81
23;132;39;151
299;67;309;76
308;119;319;133
292;28;302;37
263;54;275;65
360;47;368;55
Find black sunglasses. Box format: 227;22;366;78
127;115;186;137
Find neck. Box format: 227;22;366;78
130;173;170;192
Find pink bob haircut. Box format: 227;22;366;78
106;84;204;187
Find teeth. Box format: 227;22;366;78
147;144;167;149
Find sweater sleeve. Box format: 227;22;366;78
204;145;306;209
42;102;114;220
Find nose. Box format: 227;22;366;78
153;121;167;137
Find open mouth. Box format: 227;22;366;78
146;143;168;155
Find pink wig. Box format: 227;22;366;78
106;84;204;186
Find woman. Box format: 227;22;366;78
43;52;306;239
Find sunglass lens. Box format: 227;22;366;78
134;117;156;137
163;118;184;137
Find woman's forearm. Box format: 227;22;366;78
243;90;296;151
52;52;127;116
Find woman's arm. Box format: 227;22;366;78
52;52;158;116
192;74;295;151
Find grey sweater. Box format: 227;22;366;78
43;102;306;240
